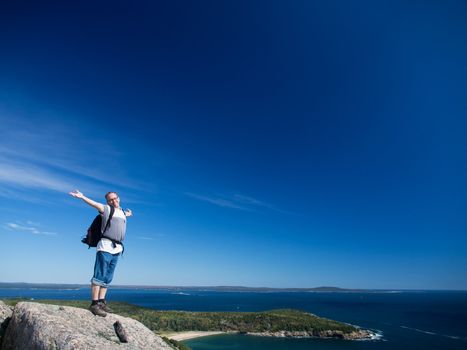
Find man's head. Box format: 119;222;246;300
105;192;120;208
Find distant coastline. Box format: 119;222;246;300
0;282;358;292
1;282;464;292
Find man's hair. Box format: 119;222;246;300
105;191;119;200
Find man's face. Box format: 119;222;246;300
106;193;120;207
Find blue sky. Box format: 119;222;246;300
0;0;466;289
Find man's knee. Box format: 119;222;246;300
91;278;109;288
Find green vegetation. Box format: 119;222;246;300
162;337;191;350
4;299;357;335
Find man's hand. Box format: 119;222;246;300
69;190;84;199
124;209;133;217
69;190;104;213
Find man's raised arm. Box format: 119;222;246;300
69;190;105;213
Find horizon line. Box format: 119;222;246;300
0;282;465;292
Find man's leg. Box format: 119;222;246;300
98;287;107;300
89;252;112;317
92;284;100;301
98;253;119;313
89;284;106;316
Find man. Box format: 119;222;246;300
69;190;132;317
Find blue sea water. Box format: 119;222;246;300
1;288;466;350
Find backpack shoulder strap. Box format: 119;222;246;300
102;205;115;234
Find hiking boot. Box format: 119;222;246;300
89;303;107;317
98;301;114;313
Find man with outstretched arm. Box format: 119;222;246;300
69;190;132;317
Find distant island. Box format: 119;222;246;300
0;282;368;292
3;299;375;343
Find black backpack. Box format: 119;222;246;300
81;206;115;248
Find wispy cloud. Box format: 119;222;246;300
233;194;294;214
26;220;41;226
185;192;291;214
185;192;253;211
0;115;142;201
0;160;75;192
136;236;156;241
0;186;53;204
232;194;264;206
4;222;57;235
134;233;165;241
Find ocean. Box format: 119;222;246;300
1;288;466;350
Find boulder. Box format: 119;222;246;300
2;302;172;350
0;301;13;348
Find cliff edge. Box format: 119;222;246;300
0;301;172;350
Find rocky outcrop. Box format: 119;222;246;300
0;301;13;347
247;328;373;340
1;302;172;350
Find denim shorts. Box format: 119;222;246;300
91;251;119;288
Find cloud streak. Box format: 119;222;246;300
0;160;75;192
0;115;142;200
4;222;57;235
134;234;165;241
233;194;294;215
185;192;253;211
185;192;291;214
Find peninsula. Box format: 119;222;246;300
3;299;374;342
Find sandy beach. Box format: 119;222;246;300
163;331;226;341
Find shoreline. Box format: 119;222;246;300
163;331;227;341
162;329;376;341
246;329;376;340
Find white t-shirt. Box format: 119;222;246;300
96;205;126;254
97;238;123;254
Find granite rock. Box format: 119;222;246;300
1;302;172;350
0;300;13;348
